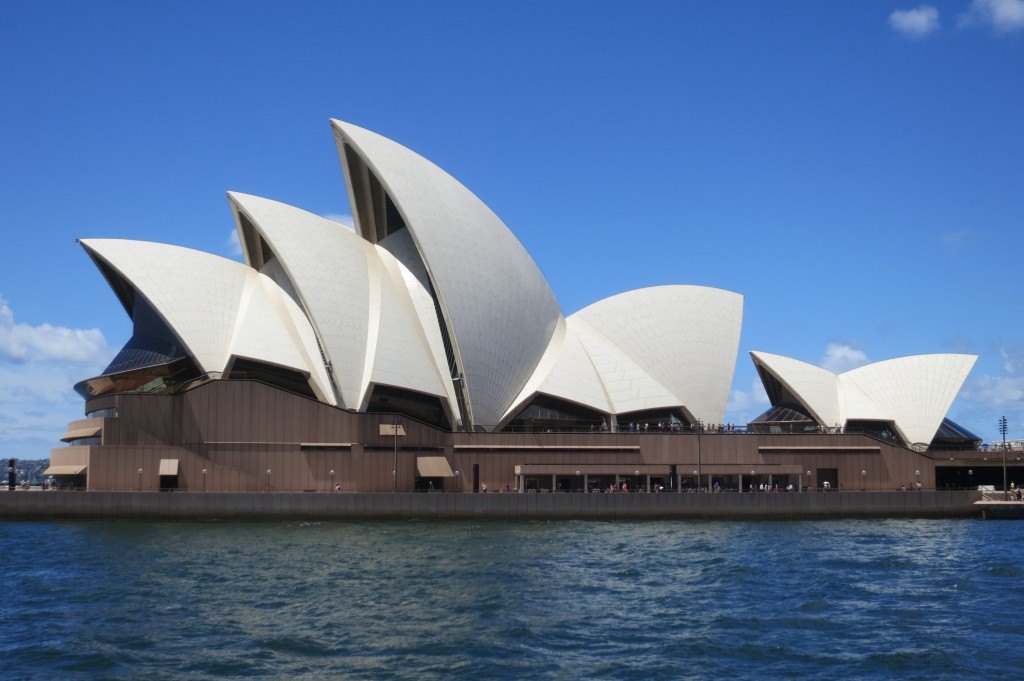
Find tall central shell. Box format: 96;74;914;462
332;120;563;429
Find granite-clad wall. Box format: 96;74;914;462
0;490;982;521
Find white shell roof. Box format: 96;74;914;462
750;351;841;426
572;316;682;414
575;286;743;425
82;122;750;432
751;351;977;445
366;246;457;410
504;285;743;426
842;354;977;445
332;120;562;428
228;193;455;415
80;238;334;403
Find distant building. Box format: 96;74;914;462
986;440;1024;451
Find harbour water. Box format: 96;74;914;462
2;518;1022;679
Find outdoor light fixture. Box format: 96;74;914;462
1000;415;1009;500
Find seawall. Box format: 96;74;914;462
0;490;983;521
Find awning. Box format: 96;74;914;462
60;426;102;443
159;459;179;476
43;465;87;475
417;456;455;477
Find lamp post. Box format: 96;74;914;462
692;470;697;492
915;469;920;491
635;470;640;493
392;415;400;493
576;469;581;493
455;469;461;493
330;469;336;492
751;470;756;493
968;469;973;490
1000;416;1009;500
137;468;143;492
266;469;271;493
202;468;207;493
861;469;866;491
696;421;702;492
807;470;812;492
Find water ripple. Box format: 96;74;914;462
2;519;1024;679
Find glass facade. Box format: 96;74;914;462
748;404;817;434
85;407;117;418
616;408;690;431
366;384;451;430
504;395;607;432
103;296;186;375
228;359;316;400
931;418;982;449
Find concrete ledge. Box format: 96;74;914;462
975;500;1024;520
0;491;984;521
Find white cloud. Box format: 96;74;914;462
227;229;243;257
0;297;115;460
724;377;771;426
889;5;941;37
0;362;92;460
962;372;1024;407
956;345;1024;440
820;342;870;373
322;213;355;229
1003;347;1018;374
0;296;107;363
959;0;1024;32
0;363;87;406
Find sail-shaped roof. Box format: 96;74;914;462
80;121;751;432
80;238;334;403
751;351;977;445
332;120;562;428
504;285;743;426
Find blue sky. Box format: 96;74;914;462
1;1;1021;459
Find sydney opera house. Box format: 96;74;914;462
47;121;989;494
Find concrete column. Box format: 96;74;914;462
584;474;589;493
646;474;651;492
551;474;556;493
615;474;620;491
